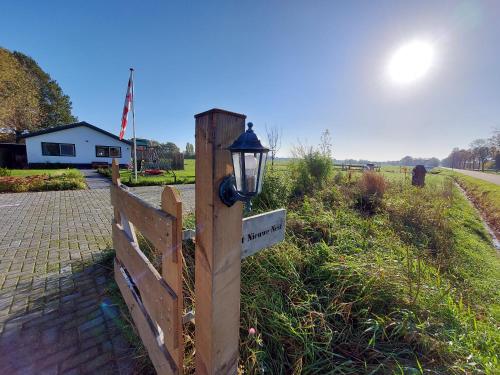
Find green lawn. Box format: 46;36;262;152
8;168;81;177
118;159;195;186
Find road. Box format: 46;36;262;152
449;169;500;186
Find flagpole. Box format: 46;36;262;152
130;68;137;182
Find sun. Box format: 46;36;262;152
387;40;434;84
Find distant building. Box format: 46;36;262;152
0;143;27;168
20;121;132;167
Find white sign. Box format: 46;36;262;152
181;209;286;259
241;209;286;259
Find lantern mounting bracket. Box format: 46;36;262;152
219;175;250;207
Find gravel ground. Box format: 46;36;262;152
130;184;195;214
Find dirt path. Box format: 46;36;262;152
449;169;500;185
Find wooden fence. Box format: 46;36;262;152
110;109;286;374
110;160;184;375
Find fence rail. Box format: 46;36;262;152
111;159;184;375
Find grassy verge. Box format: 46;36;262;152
234;173;499;374
0;169;86;192
98;159;195;186
104;165;499;374
434;168;500;239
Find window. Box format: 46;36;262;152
41;142;75;157
96;146;121;158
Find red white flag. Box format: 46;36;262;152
119;70;133;140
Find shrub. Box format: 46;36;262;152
0;168;11;177
293;151;332;195
253;170;292;211
356;171;387;213
0;171;85;192
144;169;164;175
62;169;83;179
97;167;112;177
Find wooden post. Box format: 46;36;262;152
161;186;184;370
111;159;121;224
194;109;246;374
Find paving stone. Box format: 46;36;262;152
60;346;99;371
0;187;194;373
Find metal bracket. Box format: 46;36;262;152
182;310;195;324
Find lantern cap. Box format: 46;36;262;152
228;123;269;152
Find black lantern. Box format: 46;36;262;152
219;122;269;208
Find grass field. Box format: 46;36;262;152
105;160;499;374
117;159;195;186
434;168;500;238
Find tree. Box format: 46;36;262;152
488;129;500;170
427;157;440;167
12;51;77;127
185;142;195;155
160;142;180;155
265;125;282;166
319;129;332;157
400;156;413;166
0;47;77;141
0;48;41;140
470;139;490;171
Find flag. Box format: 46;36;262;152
119;70;133;140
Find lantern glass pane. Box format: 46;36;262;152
244;152;259;193
232;152;243;191
257;152;267;193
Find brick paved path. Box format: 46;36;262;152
0;186;193;374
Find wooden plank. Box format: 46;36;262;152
112;158;121;185
194;108;245;374
241;208;286;259
112;223;179;356
161;186;184;371
111;159;121;223
114;259;178;375
110;183;173;252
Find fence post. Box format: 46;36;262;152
111;159;121;224
161;186;184;370
194;109;246;374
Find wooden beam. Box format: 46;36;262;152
113;223;179;356
112;158;121;185
194;108;245;374
110;184;173;252
114;259;178;375
161;186;184;371
111;159;121;223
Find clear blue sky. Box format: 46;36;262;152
1;0;499;160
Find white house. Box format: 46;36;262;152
21;121;132;167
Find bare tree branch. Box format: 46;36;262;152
266;125;282;167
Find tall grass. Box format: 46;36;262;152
108;163;500;374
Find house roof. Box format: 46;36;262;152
19;121;132;145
